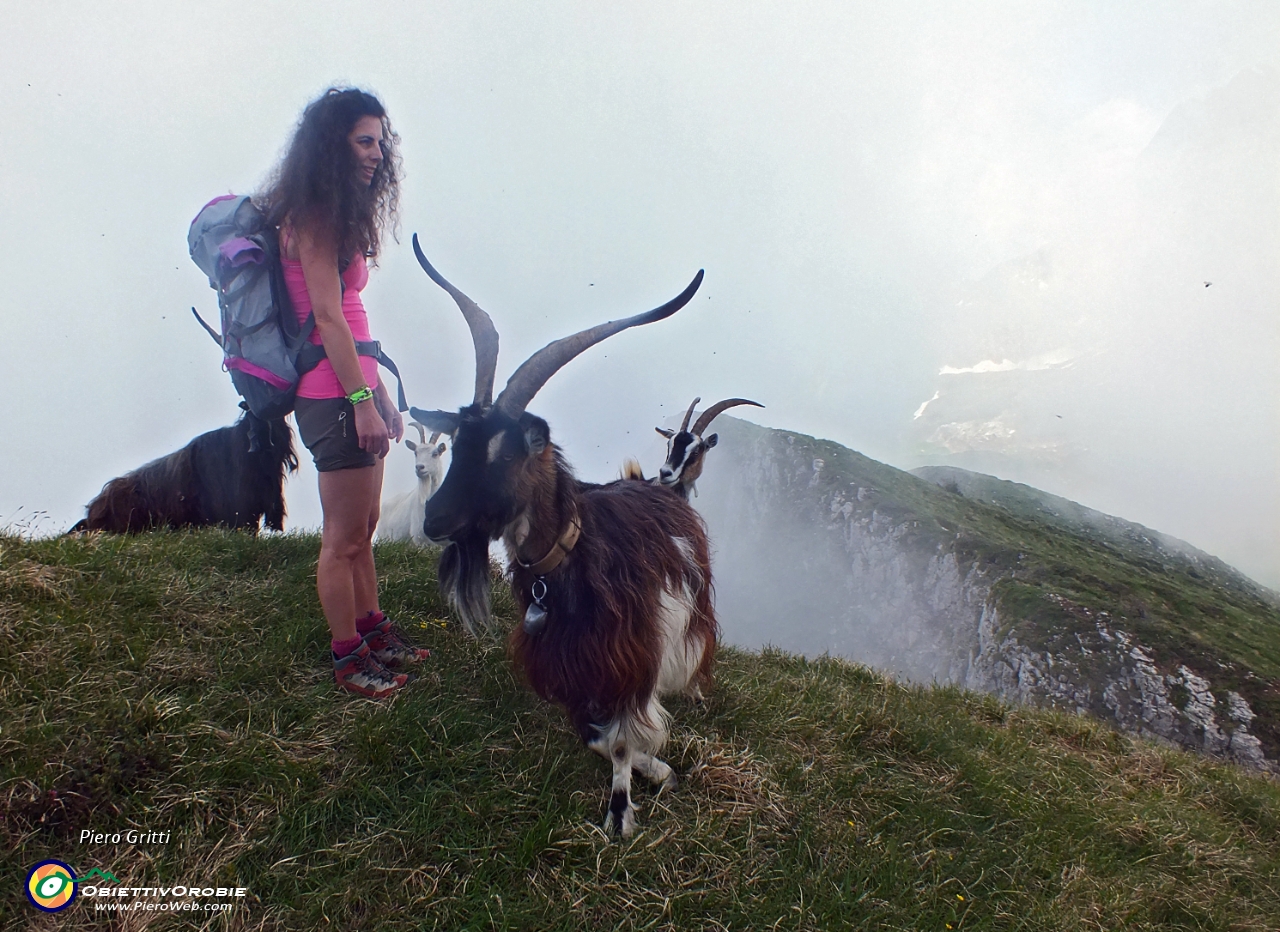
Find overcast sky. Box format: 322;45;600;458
3;2;1277;588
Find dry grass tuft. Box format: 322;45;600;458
680;732;791;828
0;556;79;599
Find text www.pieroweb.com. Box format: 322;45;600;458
95;900;235;913
81;885;247;913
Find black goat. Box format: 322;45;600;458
69;405;297;534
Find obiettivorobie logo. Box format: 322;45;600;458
26;862;117;912
25;860;120;911
26;859;248;915
26;860;76;912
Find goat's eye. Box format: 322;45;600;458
502;453;515;462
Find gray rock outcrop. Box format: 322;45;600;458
692;416;1277;773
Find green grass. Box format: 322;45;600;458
3;530;1279;930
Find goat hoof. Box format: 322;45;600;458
605;791;637;839
603;810;637;839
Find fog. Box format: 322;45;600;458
693;424;979;685
3;2;1277;589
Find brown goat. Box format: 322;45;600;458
408;236;716;838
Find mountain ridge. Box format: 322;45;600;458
691;416;1280;772
910;463;1278;607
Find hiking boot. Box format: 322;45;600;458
333;641;409;698
363;617;431;668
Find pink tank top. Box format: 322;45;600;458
281;244;380;400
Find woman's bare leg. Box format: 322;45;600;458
351;457;384;618
317;464;381;642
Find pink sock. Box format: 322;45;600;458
357;611;385;636
332;635;363;658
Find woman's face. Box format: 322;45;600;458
348;115;384;186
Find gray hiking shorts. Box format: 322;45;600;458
294;397;378;472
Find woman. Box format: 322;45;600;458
259;87;429;698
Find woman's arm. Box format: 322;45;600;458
296;224;390;457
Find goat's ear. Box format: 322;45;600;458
520;414;551;455
408;407;460;437
435;442;447;456
704;433;719;448
405;440;418;452
656;427;675;439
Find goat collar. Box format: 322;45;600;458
516;508;581;575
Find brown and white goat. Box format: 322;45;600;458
649;396;763;499
407;235;716;838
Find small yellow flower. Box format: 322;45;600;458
847;820;855;827
956;894;965;901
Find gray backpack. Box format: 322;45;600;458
189;194;406;420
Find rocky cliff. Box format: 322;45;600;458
691;416;1279;773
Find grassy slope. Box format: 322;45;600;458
2;531;1279;931
717;419;1280;756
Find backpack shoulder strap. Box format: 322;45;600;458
370;345;409;412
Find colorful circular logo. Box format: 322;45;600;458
26;860;78;912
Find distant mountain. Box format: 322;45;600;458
691;415;1280;772
911;464;1278;610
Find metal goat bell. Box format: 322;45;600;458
523;601;547;633
523;577;549;634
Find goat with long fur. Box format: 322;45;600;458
378;422;448;546
69;405;297;534
408;236;715;838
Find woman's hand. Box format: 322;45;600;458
354;398;391;458
374;381;403;443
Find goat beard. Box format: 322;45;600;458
438;530;492;635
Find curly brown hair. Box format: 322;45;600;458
259;87;401;262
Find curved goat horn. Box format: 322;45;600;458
494;270;705;418
410;421;427;443
691;398;764;436
413;234;500;409
679;397;701;432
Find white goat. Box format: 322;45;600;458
379;423;448;546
